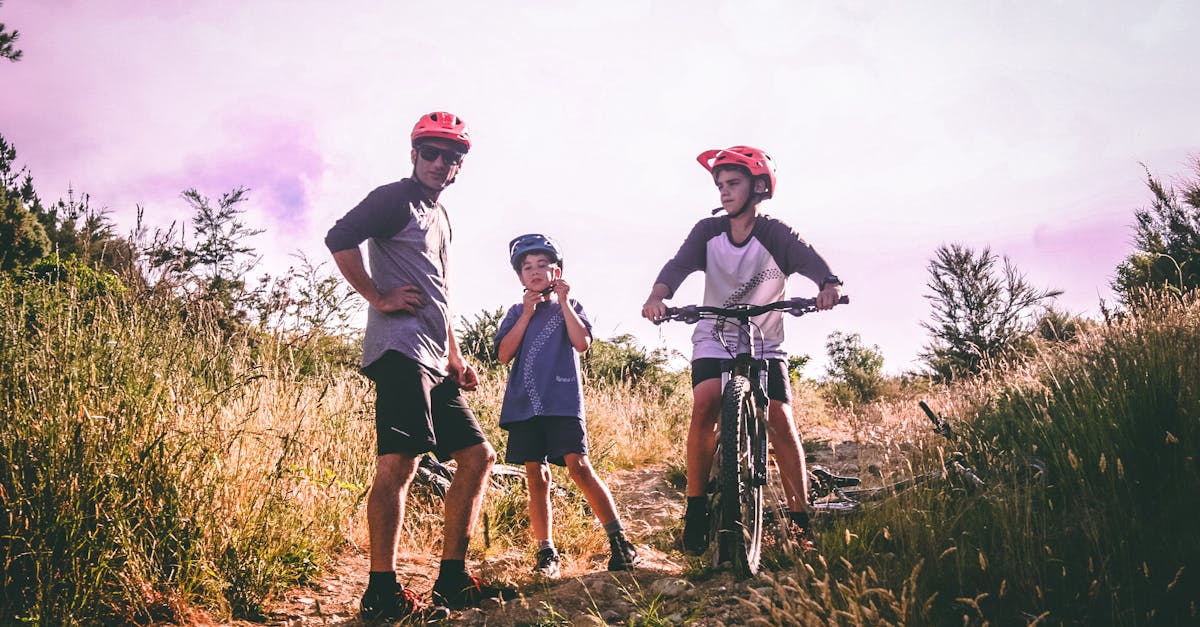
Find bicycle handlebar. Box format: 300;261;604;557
655;295;850;325
919;400;954;439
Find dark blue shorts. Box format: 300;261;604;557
690;358;792;403
503;416;588;466
362;350;487;459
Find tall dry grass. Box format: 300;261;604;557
1;276;373;623
7;268;1195;625
0;271;696;623
743;291;1199;625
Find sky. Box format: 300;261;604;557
2;0;1198;376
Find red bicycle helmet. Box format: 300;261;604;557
696;145;777;198
411;111;471;151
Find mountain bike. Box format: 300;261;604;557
656;294;849;576
805;401;1048;513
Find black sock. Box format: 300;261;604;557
789;510;811;530
686;496;708;519
436;559;468;584
367;570;398;592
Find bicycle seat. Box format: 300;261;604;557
810;466;861;489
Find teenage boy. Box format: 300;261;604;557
495;233;639;577
325;111;516;621
640;146;843;553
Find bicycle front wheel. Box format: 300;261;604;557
712;375;764;577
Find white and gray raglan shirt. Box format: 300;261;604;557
654;214;835;362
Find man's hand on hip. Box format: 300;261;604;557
372;285;426;314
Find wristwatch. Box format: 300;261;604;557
819;276;843;290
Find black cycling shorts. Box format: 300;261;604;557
362;350;487;459
690;358;792;403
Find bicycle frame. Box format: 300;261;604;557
719;314;771;488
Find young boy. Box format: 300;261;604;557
641;146;843;553
494;233;639;577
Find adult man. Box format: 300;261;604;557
325;111;514;620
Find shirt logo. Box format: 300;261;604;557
555;375;576;383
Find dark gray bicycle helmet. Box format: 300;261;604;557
508;233;563;271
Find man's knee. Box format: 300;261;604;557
375;452;420;487
452;442;496;477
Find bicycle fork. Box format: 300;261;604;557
752;374;769;487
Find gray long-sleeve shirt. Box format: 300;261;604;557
654;213;834;361
325;179;453;373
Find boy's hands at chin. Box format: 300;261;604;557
521;288;545;315
552;278;570;300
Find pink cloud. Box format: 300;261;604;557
132;116;326;238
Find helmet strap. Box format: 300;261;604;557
723;190;767;219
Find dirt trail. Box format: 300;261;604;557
242;437;881;626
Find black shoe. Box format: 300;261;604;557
681;511;709;556
360;585;450;622
432;575;519;610
608;534;639;571
533;547;561;578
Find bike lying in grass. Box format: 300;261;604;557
414;454;527;499
805;401;1049;514
655;295;849;577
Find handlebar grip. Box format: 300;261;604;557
653;307;680;326
918;400;938;424
838;295;850;305
920;400;955;438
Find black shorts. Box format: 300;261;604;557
503;416;588;467
362;350;487;459
690;358;792;403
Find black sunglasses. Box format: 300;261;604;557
416;145;465;166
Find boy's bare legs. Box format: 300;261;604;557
563;453;618;523
681;379;721;554
442;442;496;559
368;452;421;572
767;399;818;549
766;400;808;512
684;379;723;497
524;462;553;543
525;461;561;577
563;452;638;570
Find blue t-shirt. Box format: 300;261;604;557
494;298;592;426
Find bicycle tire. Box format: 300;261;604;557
712;375;764;576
